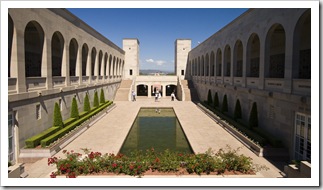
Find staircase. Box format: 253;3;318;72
181;80;199;102
114;80;133;101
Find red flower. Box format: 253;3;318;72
129;165;134;170
112;163;117;168
50;172;56;178
155;157;160;163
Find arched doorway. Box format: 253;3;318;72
137;84;148;96
166;85;176;96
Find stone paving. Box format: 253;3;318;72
24;97;284;178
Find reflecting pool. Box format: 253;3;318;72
119;108;193;155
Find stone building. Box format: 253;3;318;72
8;8;125;163
7;8;311;164
186;8;311;161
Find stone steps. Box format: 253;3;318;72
181;80;199;102
114;80;132;101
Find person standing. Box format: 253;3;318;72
171;92;175;101
132;90;136;101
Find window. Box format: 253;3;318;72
294;113;311;161
130;69;133;76
8;113;15;163
36;104;41;120
181;70;185;76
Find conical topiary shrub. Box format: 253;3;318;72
221;94;228;113
214;92;219;109
93;91;99;108
53;102;64;128
70;97;79;119
207;89;212;106
84;93;91;112
249;102;258;129
234;99;242;121
100;88;105;104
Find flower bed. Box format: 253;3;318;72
48;146;268;178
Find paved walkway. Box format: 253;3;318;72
24;97;284;178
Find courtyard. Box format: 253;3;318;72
24;97;284;178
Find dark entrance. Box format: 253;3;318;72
166;85;176;96
137;85;148;96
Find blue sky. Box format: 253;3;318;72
68;8;248;72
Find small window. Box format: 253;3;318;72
130;69;133;76
181;70;185;76
36;104;41;120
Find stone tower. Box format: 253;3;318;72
175;39;191;80
123;38;140;79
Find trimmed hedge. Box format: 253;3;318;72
63;118;77;127
93;91;99;108
25;127;60;148
70;97;79;119
53;102;64;128
84;93;91;112
100;88;105;104
40;101;113;147
201;102;267;146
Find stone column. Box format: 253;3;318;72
76;45;82;85
148;84;151;98
11;26;26;93
230;47;234;85
42;36;53;90
162;85;166;97
94;52;99;82
242;41;247;88
62;42;70;86
86;49;91;84
258;37;266;90
283;31;293;93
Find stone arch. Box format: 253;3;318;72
216;48;222;76
104;53;108;76
108;55;112;76
137;84;148;96
91;47;96;76
224;45;231;77
8;14;14;78
69;38;78;76
201;55;205;76
265;24;286;78
233;40;243;77
98;50;103;76
166;84;177;96
81;44;88;76
293;9;311;79
210;51;215;77
24;20;44;77
51;31;64;76
246;33;260;77
197;57;200;76
112;56;116;76
205;53;209;76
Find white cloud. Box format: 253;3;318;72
146;59;154;63
155;60;166;66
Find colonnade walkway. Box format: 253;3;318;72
24;97;285;178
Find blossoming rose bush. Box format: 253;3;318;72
48;146;268;178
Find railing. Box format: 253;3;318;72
216;77;223;84
224;77;232;85
70;76;79;85
292;79;311;95
233;77;243;87
26;77;46;91
246;77;259;88
265;78;284;91
52;76;65;88
8;78;17;93
82;76;89;84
